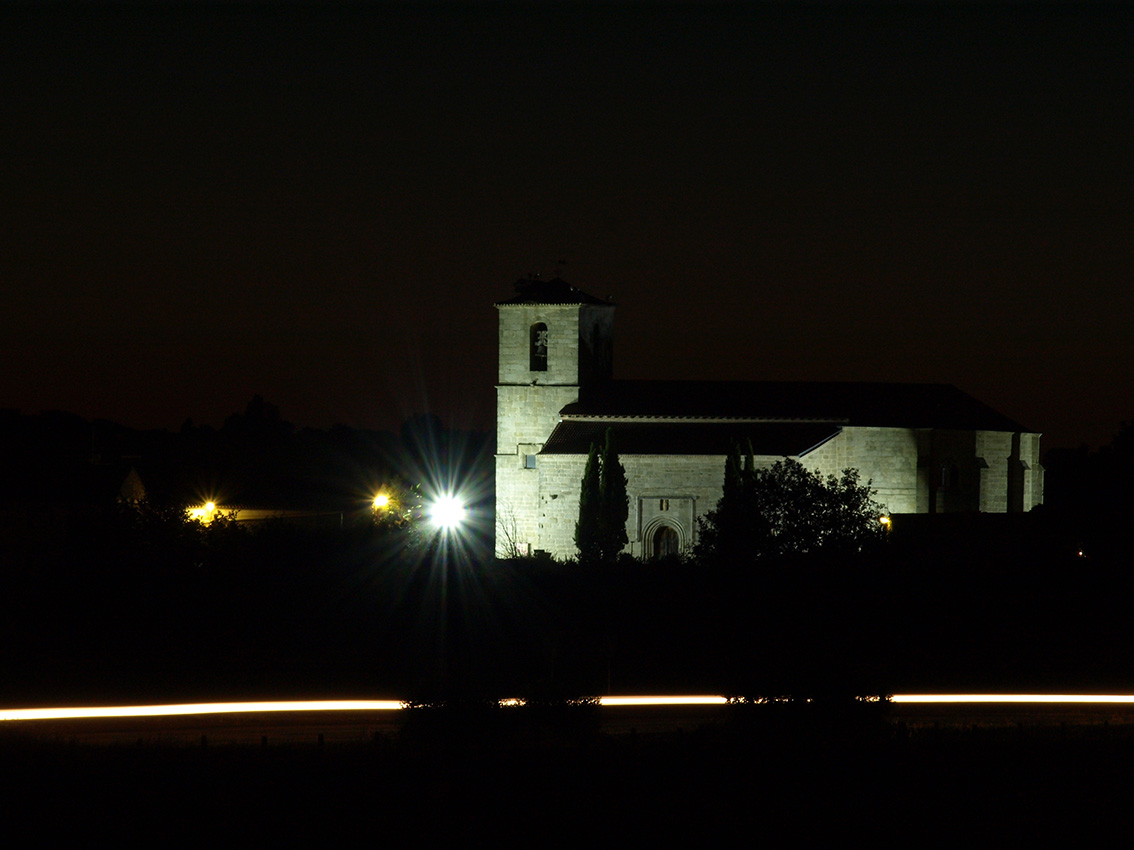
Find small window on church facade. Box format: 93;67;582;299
530;323;548;371
525;454;537;469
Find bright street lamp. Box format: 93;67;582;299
427;494;467;532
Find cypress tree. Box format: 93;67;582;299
722;442;743;508
575;442;602;564
741;438;758;523
708;442;746;564
598;428;629;562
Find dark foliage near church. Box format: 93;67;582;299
574;443;602;564
1042;418;1134;567
695;453;885;565
574;428;628;565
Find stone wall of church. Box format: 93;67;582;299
535;437;929;560
495;302;616;557
495;383;579;557
975;430;1011;512
498;304;578;385
534;454;730;559
800;427;919;514
496;300;587;452
534;453;782;560
497;303;614;386
621;455;732;557
495;449;542;556
974;429;1043;513
521;427;1041;560
531;454;587;557
495;304;577;557
915;429;1043;514
1017;431;1043;510
496;385;579;453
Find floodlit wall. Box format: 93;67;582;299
1017;431;1043;510
800;427;919;514
494;301;614;556
1005;430;1043;512
519;425;1041;559
975;430;1011;512
534;453;785;560
530;454;587;557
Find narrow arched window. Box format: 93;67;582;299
530;323;548;371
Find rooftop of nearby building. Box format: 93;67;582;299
559;379;1032;433
541;420;842;457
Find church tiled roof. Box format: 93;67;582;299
541;420;842;457
560;380;1031;433
495;277;612;306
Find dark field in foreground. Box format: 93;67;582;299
7;512;1134;707
4;706;1134;842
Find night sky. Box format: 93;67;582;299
4;2;1132;451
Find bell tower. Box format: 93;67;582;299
494;277;614;556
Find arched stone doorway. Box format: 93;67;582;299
650;523;681;560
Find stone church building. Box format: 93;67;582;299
495;277;1043;560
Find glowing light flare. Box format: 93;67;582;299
373;494;390;509
11;694;1134;723
0;696;731;721
189;501;219;522
891;694;1134;704
505;696;728;707
598;696;729;707
0;700;405;722
428;494;467;531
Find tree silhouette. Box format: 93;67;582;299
697;456;885;564
598;429;629;562
575;429;628;564
574;442;602;564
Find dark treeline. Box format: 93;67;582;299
0;397;492;525
1041;420;1134;566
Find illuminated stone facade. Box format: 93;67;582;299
495;279;1043;560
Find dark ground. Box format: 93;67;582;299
3;508;1133;705
5;412;1134;839
4;706;1133;842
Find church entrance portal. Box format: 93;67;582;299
652;525;680;559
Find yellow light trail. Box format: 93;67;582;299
890;694;1134;704
0;696;726;721
5;694;1134;722
598;696;729;707
0;700;404;722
